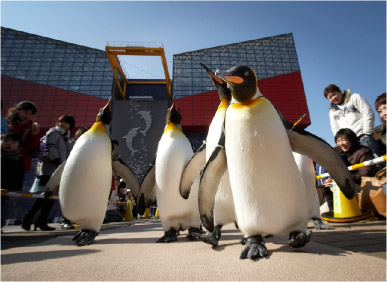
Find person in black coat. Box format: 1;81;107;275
1;132;25;190
335;128;376;184
322;128;377;195
1;132;25;229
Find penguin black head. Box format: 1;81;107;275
96;99;112;125
166;101;182;125
216;65;257;103
200;63;231;102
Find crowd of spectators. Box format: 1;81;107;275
1;102;140;231
317;89;386;212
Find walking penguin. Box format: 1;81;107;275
200;65;312;260
59;101;112;246
138;101;201;242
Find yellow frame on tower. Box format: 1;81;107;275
105;45;172;100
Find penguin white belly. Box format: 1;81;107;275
206;101;236;227
59;131;112;232
293;152;321;219
156;124;200;231
225;98;309;237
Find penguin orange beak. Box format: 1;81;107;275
104;98;111;112
200;63;224;86
170;100;180;112
96;98;112;124
171;100;176;110
216;72;244;84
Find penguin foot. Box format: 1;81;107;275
241;233;272;245
186;226;203;240
192;231;219;247
240;235;268;260
156;228;178;243
313;218;334;230
192;225;221;246
288;230;312;248
72;230;98;247
213;225;222;240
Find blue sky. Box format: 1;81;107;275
1;1;386;146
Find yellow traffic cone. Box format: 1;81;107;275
155;208;159;218
123;200;134;221
321;181;373;223
142;207;150;219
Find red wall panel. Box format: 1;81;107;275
1;76;108;134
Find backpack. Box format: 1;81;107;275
36;132;59;161
36;136;49;161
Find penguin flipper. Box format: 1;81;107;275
274;106;358;199
45;160;66;192
199;145;227;232
137;162;156;215
112;159;140;199
287;129;358;199
180;142;206;199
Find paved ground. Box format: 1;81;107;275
1;217;386;281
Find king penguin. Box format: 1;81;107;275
59;101;112;246
202;65;312;260
139;102;201;243
180;64;236;246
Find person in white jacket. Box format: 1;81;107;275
324;84;380;157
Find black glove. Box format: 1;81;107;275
43;189;53;199
53;158;61;167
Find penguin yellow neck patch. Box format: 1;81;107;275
231;97;264;109
89;121;107;134
164;123;181;134
216;99;229;113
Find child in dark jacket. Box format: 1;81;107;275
1;132;25;230
1;132;25;191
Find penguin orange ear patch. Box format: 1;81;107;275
224;75;243;84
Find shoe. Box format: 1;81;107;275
61;222;74;230
34;220;55;231
21;212;34;231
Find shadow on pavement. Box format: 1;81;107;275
1;249;100;265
